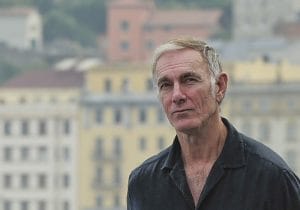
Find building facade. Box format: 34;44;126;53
0;71;83;210
79;61;300;210
224;59;300;175
232;0;297;40
107;0;222;63
0;7;43;51
1;60;299;210
79;64;174;210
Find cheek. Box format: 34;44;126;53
159;94;172;112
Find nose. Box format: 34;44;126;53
172;83;186;105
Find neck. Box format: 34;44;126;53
177;117;227;164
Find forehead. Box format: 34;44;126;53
156;49;207;77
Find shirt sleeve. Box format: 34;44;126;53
276;169;300;209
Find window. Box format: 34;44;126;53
146;78;154;91
96;196;103;208
157;136;165;150
157;108;165;123
20;147;29;161
63;147;70;161
114;137;122;157
259;121;270;142
120;20;129;31
37;201;46;210
20;174;29;189
63;201;70;210
122;78;129;93
120;41;129;51
114;108;122;124
3;174;12;189
104;79;112;93
4;147;12;161
95;167;103;186
19;97;26;104
20;201;28;210
37;146;48;161
145;40;155;50
37;174;47;189
38;120;47;135
95;109;103;124
286;121;297;142
63;119;71;135
4;120;11;136
21;119;29;136
31;39;37;50
139;137;147;151
114;195;121;207
139;108;147;123
114;167;121;185
3;200;11;210
94;138;103;160
63;174;70;188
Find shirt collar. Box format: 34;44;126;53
161;117;246;171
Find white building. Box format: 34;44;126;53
0;70;83;210
0;7;43;51
233;0;297;40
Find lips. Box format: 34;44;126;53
172;109;193;115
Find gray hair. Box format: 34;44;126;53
151;37;223;83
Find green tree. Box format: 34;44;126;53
0;59;21;85
63;0;107;34
43;10;96;46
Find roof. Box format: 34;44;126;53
109;0;154;8
147;9;222;27
0;7;38;17
1;70;84;88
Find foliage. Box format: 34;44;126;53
155;0;231;9
0;59;21;85
43;9;96;46
62;0;107;34
0;0;231;47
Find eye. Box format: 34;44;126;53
158;81;172;91
183;76;198;84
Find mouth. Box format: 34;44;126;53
172;109;193;115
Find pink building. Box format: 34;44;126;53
107;0;222;63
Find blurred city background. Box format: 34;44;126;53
0;0;300;210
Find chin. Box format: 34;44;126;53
172;121;200;133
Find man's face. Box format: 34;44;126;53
155;49;220;133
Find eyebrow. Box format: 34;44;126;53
157;76;170;86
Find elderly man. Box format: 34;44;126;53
127;37;300;210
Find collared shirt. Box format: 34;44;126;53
127;118;300;210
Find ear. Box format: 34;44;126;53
215;72;228;103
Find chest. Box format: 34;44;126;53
185;163;214;205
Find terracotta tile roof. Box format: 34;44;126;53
147;9;222;27
109;0;154;8
1;70;84;88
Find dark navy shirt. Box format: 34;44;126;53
127;118;300;210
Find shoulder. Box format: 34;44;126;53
128;146;170;184
241;133;291;172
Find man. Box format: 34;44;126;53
127;37;300;210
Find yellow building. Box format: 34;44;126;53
79;64;174;210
